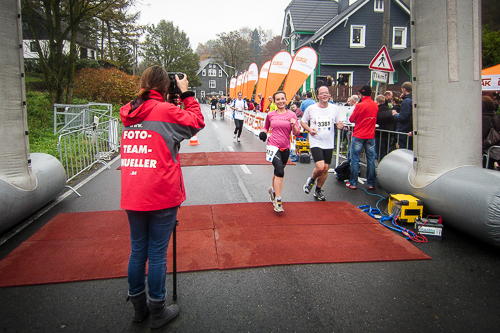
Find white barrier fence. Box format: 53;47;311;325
58;118;121;183
53;103;113;135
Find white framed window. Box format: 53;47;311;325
219;91;224;96
337;71;353;86
350;25;366;48
219;70;223;77
202;69;206;76
374;0;384;12
208;69;216;76
392;27;407;49
209;80;216;89
30;41;38;52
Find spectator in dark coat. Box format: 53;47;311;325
375;95;394;161
482;95;500;169
392;82;413;150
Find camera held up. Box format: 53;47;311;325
168;72;185;95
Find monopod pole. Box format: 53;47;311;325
173;219;178;301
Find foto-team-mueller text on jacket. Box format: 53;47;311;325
120;90;205;211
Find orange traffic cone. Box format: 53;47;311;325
188;135;200;145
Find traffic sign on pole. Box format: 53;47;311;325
369;45;394;72
373;71;388;83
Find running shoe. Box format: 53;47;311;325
273;200;284;212
314;189;326;201
303;177;315;194
233;133;236;139
268;187;276;203
237;137;241;142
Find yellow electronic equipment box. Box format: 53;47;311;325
388;194;423;223
295;131;310;154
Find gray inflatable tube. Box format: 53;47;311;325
378;150;500;247
0;153;66;235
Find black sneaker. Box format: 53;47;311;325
303;177;315;194
314;189;326;201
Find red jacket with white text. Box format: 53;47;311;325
349;96;378;139
120;90;205;211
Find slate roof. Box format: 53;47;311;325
391;47;412;63
284;0;339;33
196;58;228;77
298;0;410;48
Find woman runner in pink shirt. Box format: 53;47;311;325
259;91;301;212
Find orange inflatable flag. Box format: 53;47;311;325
283;47;318;104
262;51;293;112
236;73;243;95
255;60;271;104
242;71;248;99
229;77;237;99
246;63;259;101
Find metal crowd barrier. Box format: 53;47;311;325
53;103;113;135
334;126;411;167
58;118;121;183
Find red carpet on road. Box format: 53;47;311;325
117;152;294;169
0;202;430;287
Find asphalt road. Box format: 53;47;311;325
1;104;500;333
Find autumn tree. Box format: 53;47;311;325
22;0;118;104
261;36;285;64
141;20;201;86
482;0;500;68
196;39;217;61
212;30;254;76
249;29;262;66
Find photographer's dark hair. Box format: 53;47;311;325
138;66;170;98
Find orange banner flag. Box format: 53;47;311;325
255;61;271;105
242;71;248;99
229;77;237;99
236;73;243;95
246;63;259;101
282;47;318;104
262;51;293;112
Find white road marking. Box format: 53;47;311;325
240;165;251;174
213;123;218;129
228;146;235;152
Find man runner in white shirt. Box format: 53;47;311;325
230;92;248;142
300;85;344;200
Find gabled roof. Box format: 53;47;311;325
298;0;410;48
196;58;228;77
283;0;339;36
391;47;411;63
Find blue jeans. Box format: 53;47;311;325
349;137;376;187
126;206;178;300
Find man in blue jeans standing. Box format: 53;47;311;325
346;85;378;190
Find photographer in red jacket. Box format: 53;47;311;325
120;66;204;329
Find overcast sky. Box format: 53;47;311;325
135;0;292;49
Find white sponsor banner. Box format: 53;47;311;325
269;51;293;75
259;61;271;79
248;63;259;82
290;47;317;74
482;75;500;91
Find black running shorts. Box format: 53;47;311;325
310;147;333;165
